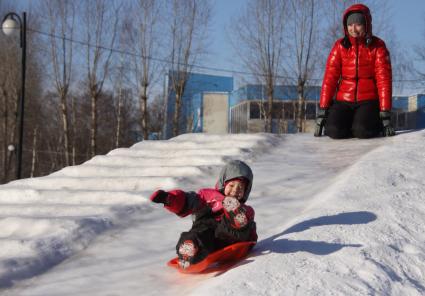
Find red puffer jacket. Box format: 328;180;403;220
319;4;392;111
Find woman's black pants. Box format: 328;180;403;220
325;100;383;139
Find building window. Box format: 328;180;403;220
396;112;406;128
271;102;283;119
250;102;261;119
283;102;295;120
305;103;316;119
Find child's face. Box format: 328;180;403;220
348;23;366;38
224;179;246;200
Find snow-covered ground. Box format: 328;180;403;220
1;131;425;295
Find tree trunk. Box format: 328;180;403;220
71;97;76;165
173;91;182;137
266;85;274;133
90;91;97;157
296;79;306;132
60;90;70;166
115;82;122;148
30;127;37;177
83;0;119;157
140;85;148;140
10;90;19;179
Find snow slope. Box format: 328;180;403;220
0;133;275;290
2;130;425;295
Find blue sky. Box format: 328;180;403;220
389;0;424;48
208;0;425;92
5;0;424;94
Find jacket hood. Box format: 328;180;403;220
216;160;253;203
342;4;373;45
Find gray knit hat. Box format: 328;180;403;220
347;12;365;25
216;160;253;202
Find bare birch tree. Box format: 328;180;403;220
232;0;286;132
30;126;37;177
167;0;212;137
286;0;319;132
124;0;162;140
81;0;119;157
110;54;137;149
43;0;76;166
114;54;125;148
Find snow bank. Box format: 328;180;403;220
193;130;425;296
0;133;277;288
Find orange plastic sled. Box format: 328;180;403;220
167;241;256;274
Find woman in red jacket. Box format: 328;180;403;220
314;3;395;138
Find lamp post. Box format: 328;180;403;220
2;12;26;180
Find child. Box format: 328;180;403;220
150;160;257;269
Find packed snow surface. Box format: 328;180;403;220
1;131;424;295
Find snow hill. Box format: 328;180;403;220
1;131;425;295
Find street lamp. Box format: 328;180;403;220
2;12;26;180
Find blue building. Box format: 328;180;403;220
412;94;425;128
163;71;233;139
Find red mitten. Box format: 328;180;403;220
222;196;248;229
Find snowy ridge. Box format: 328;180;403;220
0;133;276;288
193;130;425;296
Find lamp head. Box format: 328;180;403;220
2;15;20;37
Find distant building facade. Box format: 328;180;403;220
392;94;425;130
162;70;425;139
229;85;321;133
163;71;233;139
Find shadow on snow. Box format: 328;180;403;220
255;211;377;256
